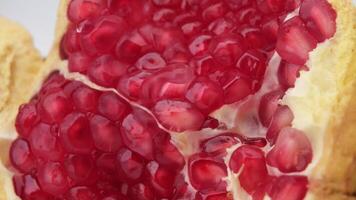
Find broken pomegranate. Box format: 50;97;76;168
10;0;337;199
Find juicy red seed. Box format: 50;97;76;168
59;112;94;154
68;52;92;73
81;15;128;55
90;115;122;152
38;162;70;195
270;176;308;200
38;91;72;124
189;158;227;192
15;103;39;137
97;92;129;121
88;55;128;87
153;134;185;170
64;154;97;184
266;105;294;144
68;186;97;200
13;174;51;200
299;0;337;42
146;161;176;198
67;0;107;23
223;77;253;104
10;139;35;173
121;113;154;160
267;128;313;173
278;61;308;89
128;183;155;200
116;148;145;182
186;77;224;113
210;34;245;66
236;50;267;80
153;100;205;132
276;16;318;65
72;86;100;112
115;30;149;62
229;145;268;194
201;134;238;156
136;52;167;71
189;35;212;56
29;123;64;161
258;90;284;127
140;65;195;104
118;71;151;100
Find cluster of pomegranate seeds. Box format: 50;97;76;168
11;0;337;199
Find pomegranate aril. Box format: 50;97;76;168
146;161;176;198
202;2;227;21
81;15;127;55
278;61;308;89
223;75;253;104
116;148;145;182
67;0;107;23
16;103;39;137
258;90;284;127
270;176;308;200
118;71;151;100
267;128;313;173
186;77;224;113
68;52;92;73
210;34;245;67
189;157;227;192
189;35;212;56
90;115;122;152
68;186;97;200
229;145;268;194
65;154;97;184
38;162;70;196
38;91;73;124
154;100;205;132
128;183;155;200
61;26;81;56
72;86;100;112
60;112;94;154
10;139;35;173
201;134;238;156
98;92;129;121
140;65;195;104
153;134;185;170
276;16;318;65
266;105;294;144
121;113;154;159
299;0;337;42
115;30;149;63
88;55;128;87
236;50;267;80
136;52;167;71
14;174;52;200
257;0;290;13
29;123;64;161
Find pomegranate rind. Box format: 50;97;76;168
0;0;355;200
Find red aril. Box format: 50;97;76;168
229;145;268;194
267;128;313;173
299;0;337;42
276;16;318;65
10;139;35;173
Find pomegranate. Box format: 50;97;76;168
1;0;356;200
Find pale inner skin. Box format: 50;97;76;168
0;0;355;199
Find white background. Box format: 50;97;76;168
0;0;355;56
